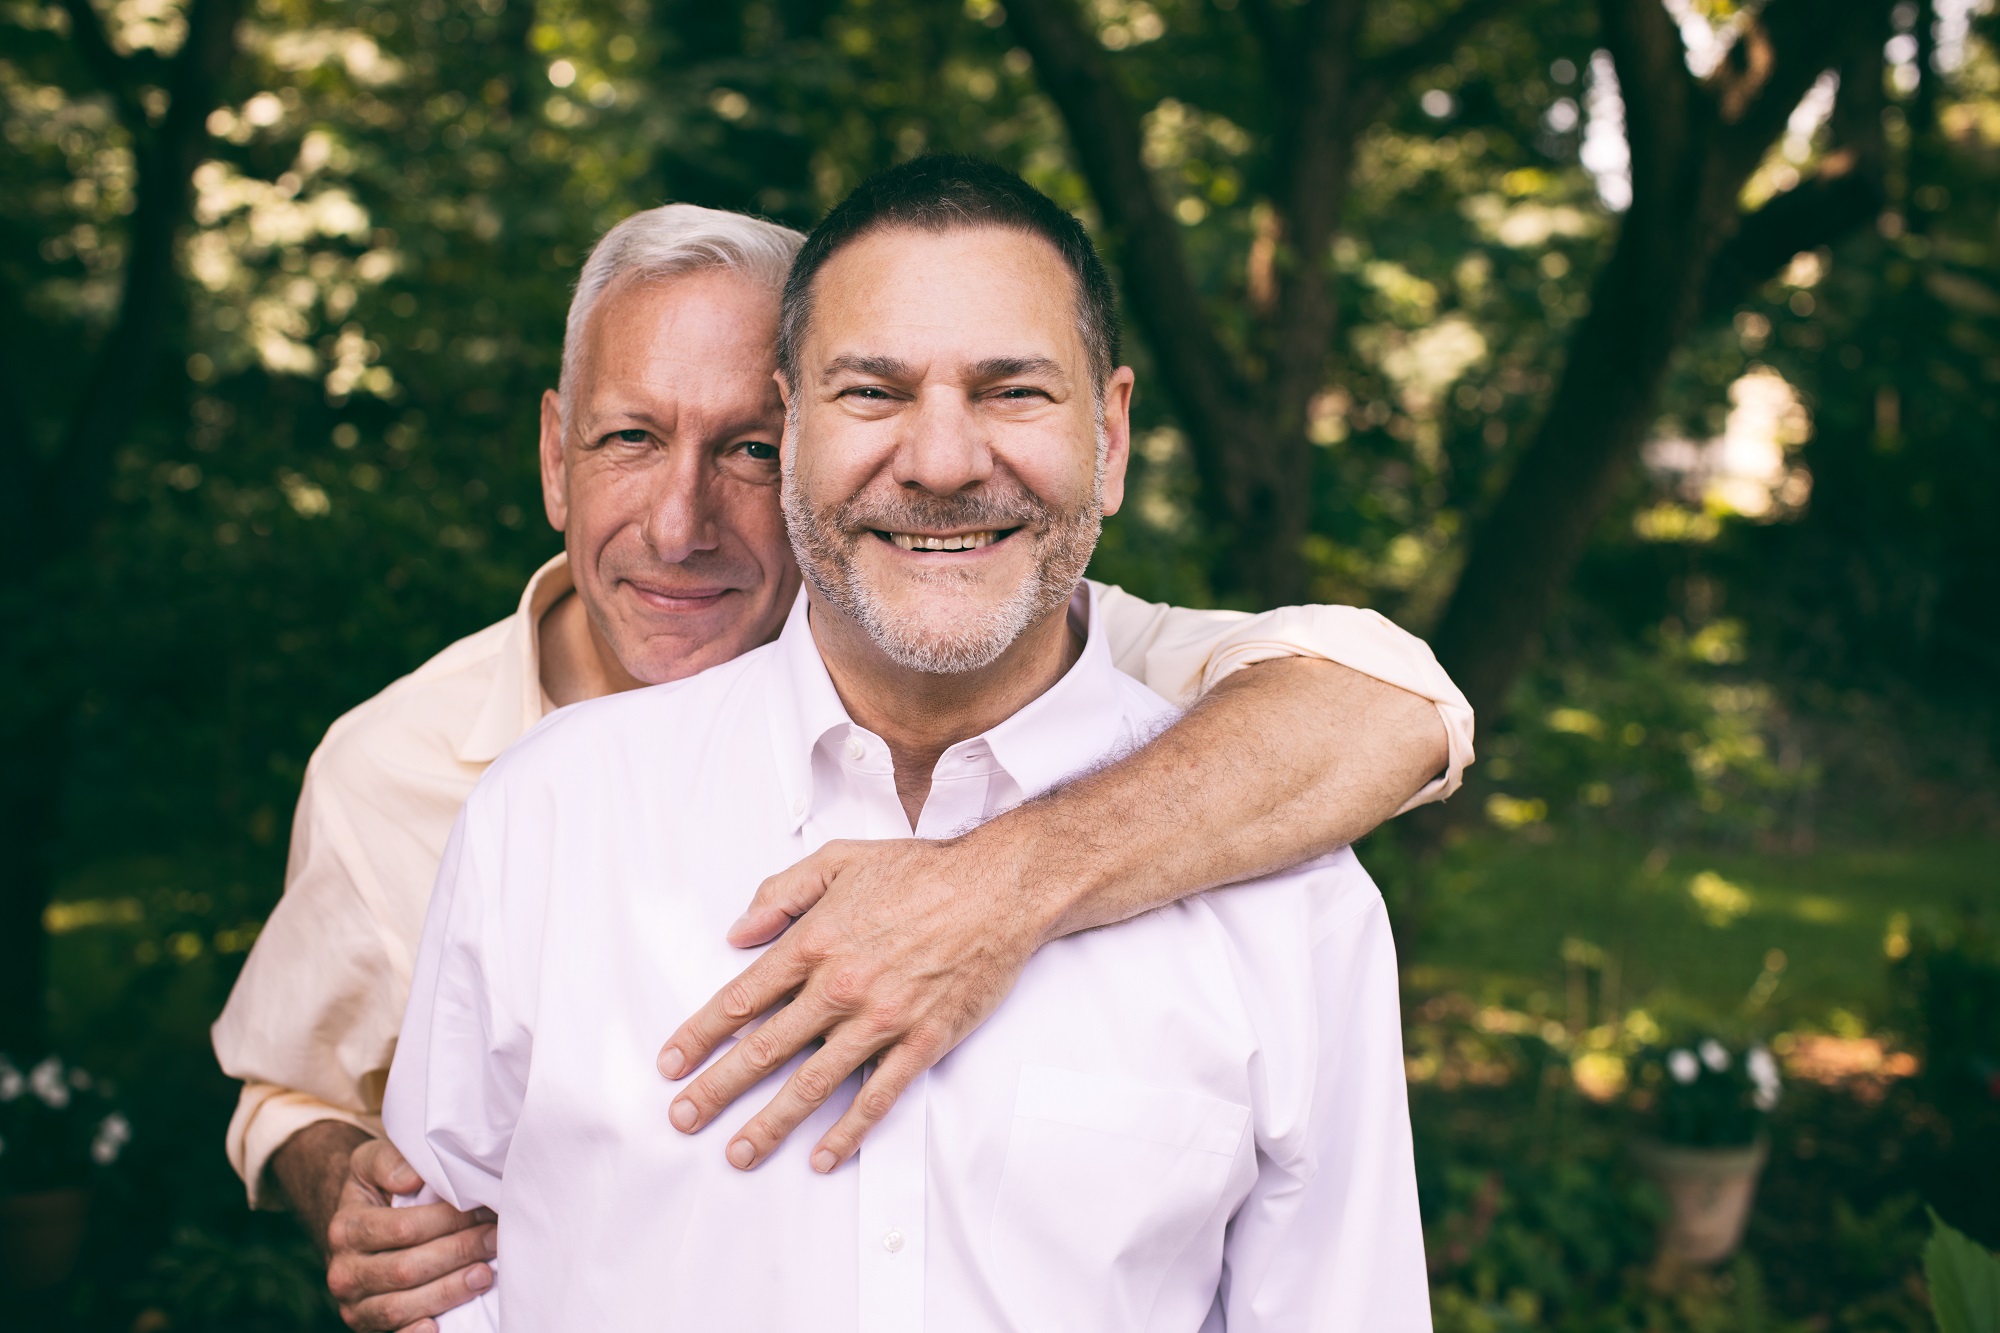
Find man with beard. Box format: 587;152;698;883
381;156;1428;1329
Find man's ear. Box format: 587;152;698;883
773;369;796;464
539;388;569;532
1096;366;1137;518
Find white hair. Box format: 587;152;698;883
559;204;805;414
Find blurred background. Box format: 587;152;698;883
3;0;1997;1327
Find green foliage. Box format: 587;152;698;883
1925;1209;2000;1333
5;0;1999;1326
1894;916;2000;1113
0;1053;130;1193
137;1225;336;1333
1484;628;1806;842
1629;1036;1779;1148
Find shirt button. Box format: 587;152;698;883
790;795;806;818
882;1228;905;1254
845;736;867;761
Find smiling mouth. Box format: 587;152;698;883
876;529;1018;552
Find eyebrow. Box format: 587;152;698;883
820;354;916;383
818;353;1070;387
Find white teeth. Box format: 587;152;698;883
887;530;1000;552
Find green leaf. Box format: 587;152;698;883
1927;1208;2000;1333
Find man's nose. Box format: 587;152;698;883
641;449;722;564
891;388;993;496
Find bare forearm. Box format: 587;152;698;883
269;1120;372;1254
986;657;1448;940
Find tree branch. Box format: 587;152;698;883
1599;0;1697;204
1357;0;1515;112
42;0;245;553
1698;0;1891;320
56;0;147;130
1237;0;1303;121
1697;167;1882;322
1004;0;1255;517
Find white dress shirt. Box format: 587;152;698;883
215;554;1471;1205
384;584;1432;1331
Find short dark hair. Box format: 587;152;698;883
777;154;1121;395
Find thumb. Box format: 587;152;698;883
355;1136;423;1196
728;847;845;947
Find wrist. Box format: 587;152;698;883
953;798;1110;949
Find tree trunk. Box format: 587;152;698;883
0;0;243;1055
1431;0;1892;731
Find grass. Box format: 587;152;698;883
1406;828;1997;1035
22;826;1997;1330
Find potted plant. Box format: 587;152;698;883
1628;1035;1781;1271
0;1053;132;1291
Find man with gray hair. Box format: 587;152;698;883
216;180;1465;1330
385;153;1429;1330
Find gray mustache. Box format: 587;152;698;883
831;491;1052;534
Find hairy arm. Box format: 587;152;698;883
658;656;1447;1171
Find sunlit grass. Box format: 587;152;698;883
1407;828;1997;1036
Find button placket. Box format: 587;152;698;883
856;1070;928;1332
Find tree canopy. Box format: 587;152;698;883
3;0;1996;1048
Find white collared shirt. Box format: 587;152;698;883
214;556;1471;1206
384;585;1431;1331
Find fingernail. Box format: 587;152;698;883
658;1047;687;1078
482;1227;499;1258
467;1264;493;1291
727;1138;756;1169
728;912;757;939
670;1100;698;1131
811;1149;837;1173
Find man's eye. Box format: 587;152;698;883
741;441;778;461
843;387;892;400
604;429;650;446
994;387;1046;401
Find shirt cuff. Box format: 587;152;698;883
1193;605;1475;812
228;1082;382;1210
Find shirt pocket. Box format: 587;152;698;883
989;1064;1249;1333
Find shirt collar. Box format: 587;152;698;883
458;551;573;765
766;581;1131;831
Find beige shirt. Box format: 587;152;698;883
211;554;1473;1204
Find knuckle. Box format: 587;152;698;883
862;996;908;1037
719;979;761;1022
901;1019;948;1060
382;1253;418;1290
856;1083;899;1123
788;1062;834;1106
820;964;872;1010
327;1260;361;1302
740;1028;782;1072
349;1297;400;1333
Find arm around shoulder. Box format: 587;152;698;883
1090;580;1474;809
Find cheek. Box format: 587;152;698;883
716;482;792;568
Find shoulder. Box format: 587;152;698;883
473;642;779;803
1203;845;1387;949
307;616;516;807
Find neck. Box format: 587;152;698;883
808;592;1084;830
538;590;646;706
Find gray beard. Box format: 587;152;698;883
782;455;1103;676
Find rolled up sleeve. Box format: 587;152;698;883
1089;580;1475;810
211;757;415;1207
